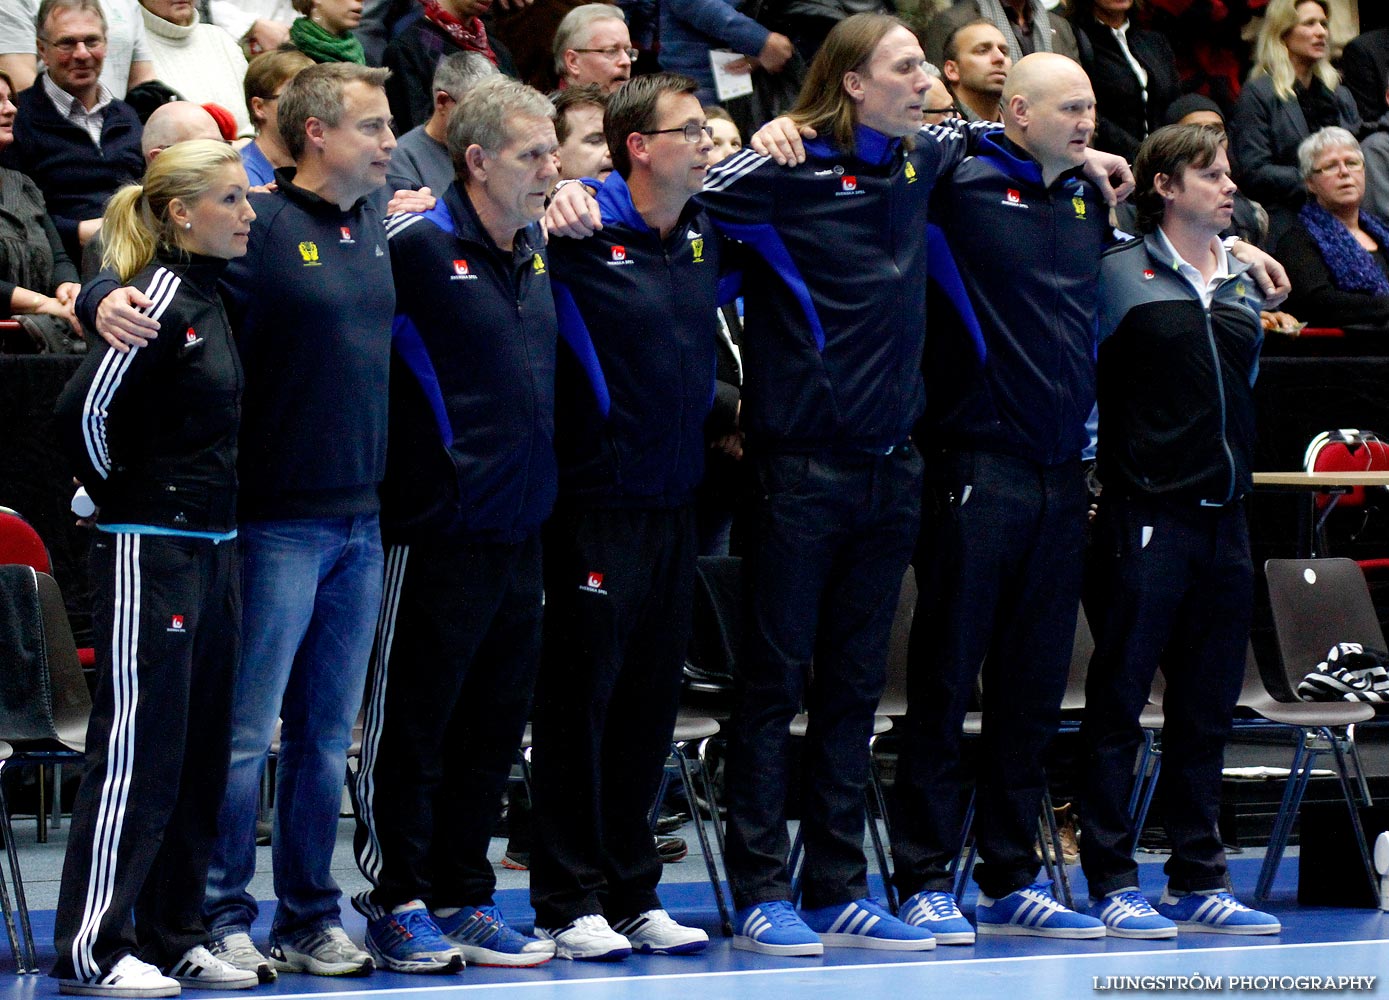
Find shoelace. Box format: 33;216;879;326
757;902;804;928
1017;881;1066;910
854;898;895;919
1108;891;1157;915
921;892;964;919
1205;892;1252;912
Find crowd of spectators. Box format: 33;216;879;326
7;0;1389;995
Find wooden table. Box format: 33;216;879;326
1252;472;1389;556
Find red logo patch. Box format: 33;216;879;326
1006;189;1021;204
1143;269;1156;280
611;246;627;262
453;260;470;276
170;614;184;630
186;327;197;342
586;572;604;589
340;226;352;240
841;176;857;192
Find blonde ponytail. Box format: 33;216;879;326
99;140;247;283
100;184;158;283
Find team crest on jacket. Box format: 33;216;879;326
451;259;477;281
835;175;863;197
1072;194;1086;219
607;245;633;266
532;252;546;274
905;161;917;183
691;236;705;263
1003;189;1026;208
339;226;354;244
298;241;320;265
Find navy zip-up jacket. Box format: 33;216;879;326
379;183;557;544
78;169;394;522
549;171;738;508
57;252;241;533
922;133;1111;467
699;120;990;453
1097;233;1264;504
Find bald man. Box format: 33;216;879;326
886;53;1122;942
140;100;223;160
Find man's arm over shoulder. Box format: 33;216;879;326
698;148;778;229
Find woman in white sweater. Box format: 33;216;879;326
140;0;253;136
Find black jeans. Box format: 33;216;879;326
529;505;698;926
723;444;922;910
892;449;1087;901
1079;498;1251;897
353;533;543;914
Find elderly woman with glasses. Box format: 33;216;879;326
1275;126;1389;330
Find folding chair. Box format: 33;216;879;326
1255;558;1381;902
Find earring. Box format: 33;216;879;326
184;222;192;230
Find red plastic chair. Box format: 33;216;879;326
1303;431;1389;578
0;508;93;670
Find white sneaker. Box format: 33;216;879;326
610;909;709;955
166;946;259;990
207;932;276;984
535;915;632;961
59;955;180;997
270;925;374;976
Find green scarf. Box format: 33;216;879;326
289;16;365;64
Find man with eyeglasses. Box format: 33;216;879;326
553;4;633;95
527;72;726;962
2;0;143;261
0;0;153;96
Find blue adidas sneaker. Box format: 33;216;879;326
732;901;823;957
434;905;554;967
1156;890;1280;935
976;880;1106;939
364;901;464;973
801;898;935;951
1092;889;1177;939
898;890;976;945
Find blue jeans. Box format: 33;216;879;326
204;515;383;942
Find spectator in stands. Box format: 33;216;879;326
352;74;558;975
1081;122;1280;940
530;73;724;962
51;138;259;998
388;49;495;193
1231;0;1359;244
206;0;295;58
553;5;631;95
1277;126;1389;330
288;0;366;62
924;0;1078;72
78;61;397;983
704;102;738;162
384;0;511;139
1339;26;1389;124
0;0;153;96
240;47;314;186
658;0;794;105
2;0;145;262
137;0;252;136
552;83;609;180
1112;93;1269;245
1068;0;1181;161
941;19;1010;123
1361;86;1389;221
0;68;81;335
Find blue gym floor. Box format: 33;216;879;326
6;855;1386;1000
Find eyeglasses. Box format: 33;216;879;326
40;34;106;53
640;122;715;143
571;45;638;62
1310;156;1364;176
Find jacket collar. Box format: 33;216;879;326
805;123;901;167
593;170;701;236
1141;229;1252;280
438;180;541;258
976;132;1089;191
273;167;370;217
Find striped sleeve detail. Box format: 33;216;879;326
702;148;769;194
384;213;425;240
79;268;182;480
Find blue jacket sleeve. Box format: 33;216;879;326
667;0;769;57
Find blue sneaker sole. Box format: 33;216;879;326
817;933;936;951
731;936;824;957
